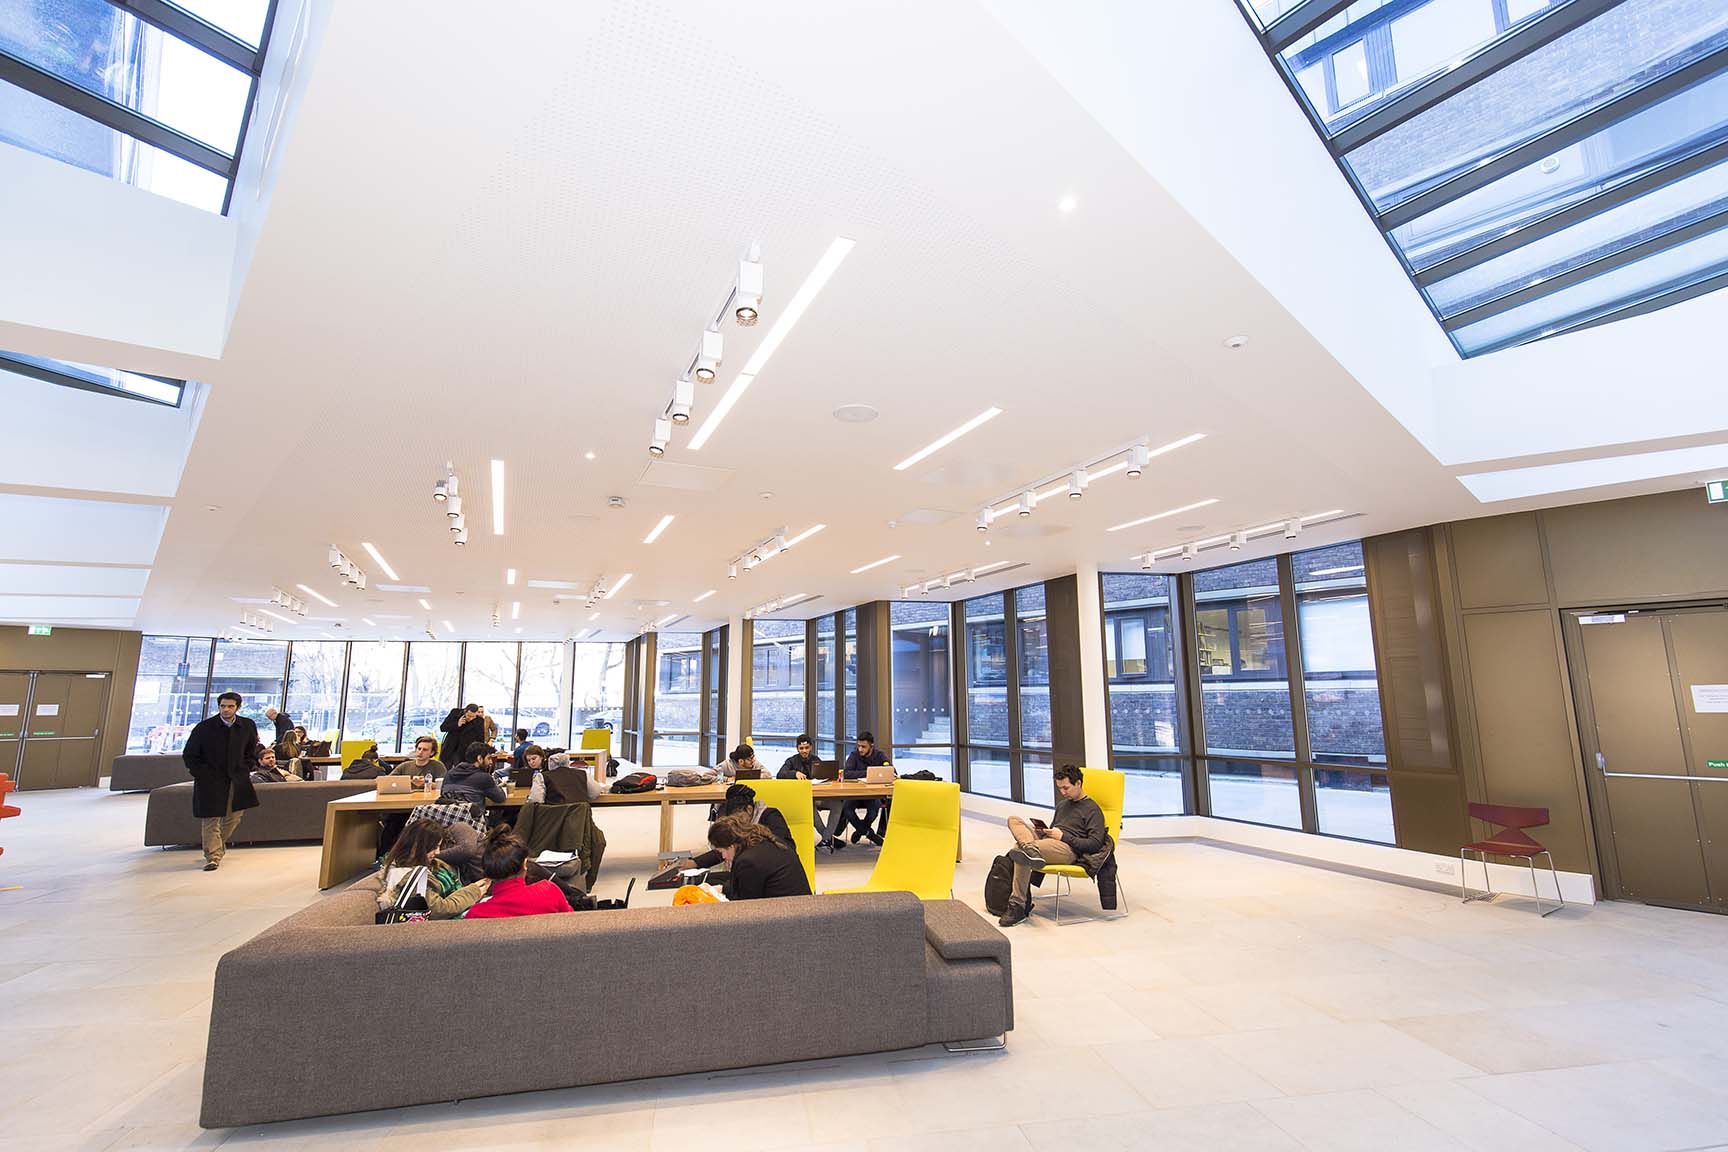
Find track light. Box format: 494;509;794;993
1126;444;1148;478
355;571;367;591
695;328;722;382
1141;553;1154;570
1229;531;1247;551
1182;542;1198;561
670;379;695;425
445;495;463;519
328;546;341;570
771;533;788;555
450;513;465;533
976;508;992;532
735;256;763;326
1068;469;1087;500
454;527;468;546
649;417;671;457
1283;519;1301;540
728;564;738;580
433;478;448;502
1018;491;1034;517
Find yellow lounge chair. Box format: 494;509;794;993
1034;767;1129;924
826;779;959;900
738;777;817;890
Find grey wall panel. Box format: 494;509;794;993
1450;512;1549;610
1543;489;1728;608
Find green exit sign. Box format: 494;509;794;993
1710;760;1728;771
1707;480;1728;504
26;625;51;636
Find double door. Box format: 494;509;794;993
1569;607;1728;912
0;671;111;790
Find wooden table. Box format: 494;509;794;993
317;779;952;889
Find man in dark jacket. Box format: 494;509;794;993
778;735;847;852
440;742;507;808
999;764;1108;927
182;692;261;871
439;703;487;766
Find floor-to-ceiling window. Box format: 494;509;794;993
961;592;1012;798
461;642;519;749
749;618;806;758
1101;573;1186;816
403;642;462;750
842;608;859;751
572;641;627;751
126;636;213;753
653;632;704;766
285;641;347;744
517;642;567;747
815;615;837;761
1015;585;1053;801
207;638;288;741
342;641;405;752
890;601;953;780
704;627;726;765
1294;542;1393;843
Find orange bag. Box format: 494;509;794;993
672;884;718;905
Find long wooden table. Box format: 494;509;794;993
302;747;603;780
317;779;949;889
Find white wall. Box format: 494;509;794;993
0;366;202;498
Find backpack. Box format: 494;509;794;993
375;865;431;924
610;771;657;794
666;767;717;788
902;770;940;782
983;853;1014;917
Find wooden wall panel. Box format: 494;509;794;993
1543;489;1728;607
0;625;139;786
1449;512;1548;609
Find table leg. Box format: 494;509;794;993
320;808;379;889
658;799;676;855
956;815;963;863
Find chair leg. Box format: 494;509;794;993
1538;850;1564;917
943;1034;1007;1053
1460;848;1495;904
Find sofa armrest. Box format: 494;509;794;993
923;900;1008;964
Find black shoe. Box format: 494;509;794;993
849;828;864;844
202;860;220;871
997;904;1029;927
1007;846;1043;870
866;832;884;846
827;838;846;852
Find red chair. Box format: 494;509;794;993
1460;803;1563;916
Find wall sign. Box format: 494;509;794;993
1691;685;1728;713
34;704;58;717
0;704;16;717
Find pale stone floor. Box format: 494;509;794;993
7;788;1728;1151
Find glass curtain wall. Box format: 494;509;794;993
461;642;518;748
653;632;704;766
517;643;567;745
749;618;805;758
704;627;726;764
126;636;213;753
962;593;1011;799
1101;574;1185;815
843;608;858;746
815;615;837;760
403;643;461;750
343;642;405;752
207;638;288;739
285;642;346;744
1015;585;1053;801
572;642;627;755
890;601;953;779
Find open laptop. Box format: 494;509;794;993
732;766;762;780
811;760;841;782
376;775;418;795
865;765;896;784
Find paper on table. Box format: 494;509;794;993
533;850;576;865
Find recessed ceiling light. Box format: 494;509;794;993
833;403;879;424
360;543;399;581
441;620;455;633
643;514;676;545
1057;194;1078;213
585;451;596;461
605;573;633;599
490;459;506;535
1106;498;1221;533
506;568;517;586
851;554;901;574
514;626;523;634
693;589;717;603
1224;335;1250;350
689;236;856;451
418;598;431;610
296;583;337;607
894;407;1004;472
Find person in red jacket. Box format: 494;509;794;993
462;824;572;918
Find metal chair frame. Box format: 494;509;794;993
1032;869;1130;926
1459;845;1564;917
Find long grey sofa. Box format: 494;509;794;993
144;780;378;847
108;755;189;792
200;886;1012;1127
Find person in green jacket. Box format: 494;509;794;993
377;821;490;919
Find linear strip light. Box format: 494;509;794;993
490;459;506;535
361;617;377;626
643;514;676;545
360;543;399;581
296;583;338;607
655;613;682;628
900;558;1017;597
605;573;633;599
893;407;1003;472
419;598;432;610
1142;509;1348;562
1106;498;1220;533
506;568;517;585
982;433;1202;522
785;523;825;547
588;611;601;621
511;601;520;620
689;237;856;451
693;589;717;603
441;620;455;633
850;554;901;574
259;608;296;625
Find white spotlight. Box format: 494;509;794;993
1181;542;1198;561
670;378;695;425
1140;553;1154;570
1229;531;1247;551
976;508;992;532
728;563;738;580
1068;469;1087;500
1126;444;1149;479
649;417;671;457
1283;519;1301;540
735;256;763;326
454;527;468;546
328;546;342;570
355;571;367;591
450;513;465;533
695;328;723;382
433;478;448;502
1017;491;1034;517
445;495;463;519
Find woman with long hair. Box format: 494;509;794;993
705;812;811;900
376;820;490;919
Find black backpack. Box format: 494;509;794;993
983;853;1014;917
610;771;657;794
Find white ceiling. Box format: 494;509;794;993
7;0;1720;640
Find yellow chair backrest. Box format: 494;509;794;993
738;777;816;889
580;728;611;754
1084;767;1126;843
339;739;375;769
839;779;959;900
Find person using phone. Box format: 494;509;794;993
998;764;1107;927
439;702;487;766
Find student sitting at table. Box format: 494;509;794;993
384;735;446;780
440;742;507;808
377;820;491;919
840;732;891;846
463;824;572;918
340;744;386;780
703;813;812;900
677;784;794;873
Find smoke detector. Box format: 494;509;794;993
606;496;626;511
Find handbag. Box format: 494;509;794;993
407;800;487;838
376;865;431;924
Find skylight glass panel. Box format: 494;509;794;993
168;0;270;48
0;350;185;407
1237;0;1728;356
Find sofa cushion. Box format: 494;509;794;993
922;899;1010;963
144;780;379;847
924;943;1014;1042
109;755;187;792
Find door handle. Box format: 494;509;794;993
1596;753;1607;773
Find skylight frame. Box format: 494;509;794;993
0;350;186;408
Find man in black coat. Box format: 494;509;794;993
439;703;487;766
182;691;261;871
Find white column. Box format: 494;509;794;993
725;614;747;751
1073;561;1111;767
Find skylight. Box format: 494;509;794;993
1236;0;1728;356
0;0;276;214
0;349;185;407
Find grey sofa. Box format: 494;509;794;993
109;755;189;792
144;780;378;847
200;887;1012;1128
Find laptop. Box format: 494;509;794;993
865;765;896;784
732;766;762;780
507;766;536;789
376;775;418;795
812;760;841;782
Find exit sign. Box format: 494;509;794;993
26;625;51;636
1710;760;1728;771
1707;480;1728;504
